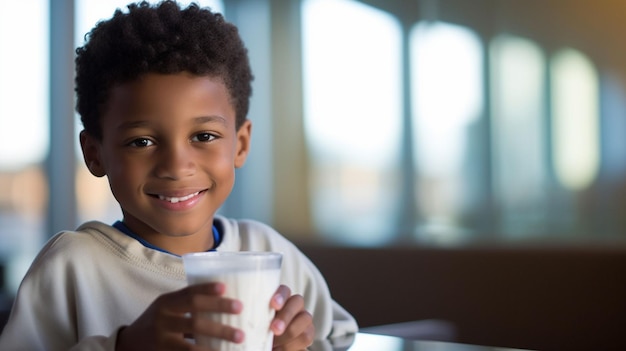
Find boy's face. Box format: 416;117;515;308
80;73;251;251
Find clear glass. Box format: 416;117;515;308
182;252;282;351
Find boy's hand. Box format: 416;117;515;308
270;285;315;351
116;283;244;351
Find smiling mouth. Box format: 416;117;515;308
156;191;202;204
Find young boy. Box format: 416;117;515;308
0;1;357;350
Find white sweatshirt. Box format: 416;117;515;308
0;216;358;351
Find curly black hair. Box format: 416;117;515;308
75;0;253;139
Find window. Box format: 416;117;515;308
0;0;49;294
301;1;613;244
410;21;483;242
550;49;600;191
490;34;548;236
302;0;402;245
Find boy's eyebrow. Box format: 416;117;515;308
193;115;228;125
115;115;228;130
116;120;150;130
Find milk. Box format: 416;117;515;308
183;252;283;351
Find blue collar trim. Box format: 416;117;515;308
112;221;222;257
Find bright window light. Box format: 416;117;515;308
350;333;403;350
490;35;546;204
551;49;600;190
302;0;402;244
410;21;483;241
302;0;401;165
0;0;49;170
489;34;548;236
412;21;483;177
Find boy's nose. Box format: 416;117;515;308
154;145;196;179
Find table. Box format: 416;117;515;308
309;333;532;351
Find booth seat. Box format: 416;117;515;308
298;242;626;351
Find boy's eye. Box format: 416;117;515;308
192;132;216;142
128;138;154;147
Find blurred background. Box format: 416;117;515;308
2;0;626;319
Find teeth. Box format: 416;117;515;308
158;192;200;203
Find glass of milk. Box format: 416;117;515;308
182;251;283;351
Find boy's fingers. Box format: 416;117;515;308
156;314;191;333
158;283;242;315
273;311;315;348
158;311;245;344
271;294;305;334
189;296;243;315
187;317;245;344
186;282;226;296
271;285;291;310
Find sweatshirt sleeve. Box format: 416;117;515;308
296;246;359;339
0;233;121;351
330;300;359;338
0;235;75;350
1;293;118;351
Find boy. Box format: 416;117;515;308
0;1;358;350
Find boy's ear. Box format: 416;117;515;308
234;120;252;169
79;130;106;177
